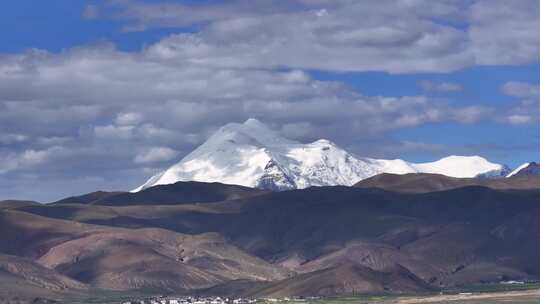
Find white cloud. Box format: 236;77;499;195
502;81;540;98
115;112;143;126
100;0;540;72
507;114;532;125
419;80;463;92
130;1;472;74
134;147;178;164
0;134;27;144
501;81;540;125
35;136;72;146
0;146;66;174
137;124;177;140
452;106;491;124
94;125;135;139
470;0;540;66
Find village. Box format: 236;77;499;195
122;296;320;304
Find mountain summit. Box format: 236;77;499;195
133;119;509;192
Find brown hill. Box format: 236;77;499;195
355;173;540;193
0;253;87;303
245;263;431;297
52;191;123;205
93;181;265;206
37;229;288;291
0;208;287;293
5;179;540;298
0;200;40;210
17;186;540;288
0;254;87;291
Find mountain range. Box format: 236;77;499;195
134;119;513;192
3;120;540;303
4;172;540;302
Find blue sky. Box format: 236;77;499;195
1;0;540;201
316;65;540;165
0;0;179;53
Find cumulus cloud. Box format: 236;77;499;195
502;81;540;98
94;125;135;139
102;0;472;73
0;134;27;145
134;147;178;164
452;106;492;124
418;80;463;92
507;114;532;125
470;0;540;66
115;112;144;126
501;81;540;125
0;146;66;174
99;0;540;72
0;46;482;138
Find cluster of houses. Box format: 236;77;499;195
122;296;257;304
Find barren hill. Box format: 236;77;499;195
355;172;540;193
4;177;540;299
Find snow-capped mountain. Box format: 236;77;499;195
507;162;540;178
133;119;510;192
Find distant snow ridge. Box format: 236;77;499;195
132;119;510;192
506;162;540;178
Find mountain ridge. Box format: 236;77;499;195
7;178;540;299
133;119;510;192
507;162;540;178
355;173;540;193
